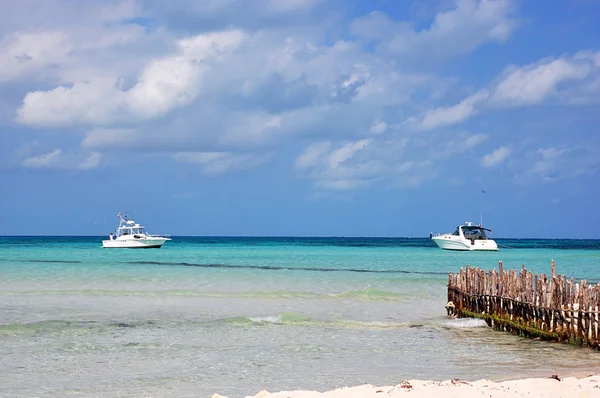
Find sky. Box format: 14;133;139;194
0;0;599;238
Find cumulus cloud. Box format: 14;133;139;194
16;30;246;126
2;0;598;192
493;55;597;105
0;32;72;83
482;146;511;167
404;51;600;130
0;1;148;85
351;0;517;60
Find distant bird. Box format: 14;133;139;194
481;190;486;194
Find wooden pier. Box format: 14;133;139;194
446;260;600;349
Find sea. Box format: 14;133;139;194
1;236;599;397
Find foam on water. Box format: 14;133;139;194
442;318;488;328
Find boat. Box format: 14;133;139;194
431;221;498;251
102;212;171;248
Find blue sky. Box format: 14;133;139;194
0;0;599;238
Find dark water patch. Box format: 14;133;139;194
495;239;600;250
111;323;135;328
126;261;447;275
15;259;83;264
167;236;435;248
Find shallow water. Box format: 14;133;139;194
1;237;599;397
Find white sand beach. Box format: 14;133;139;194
213;374;600;398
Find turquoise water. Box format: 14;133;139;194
1;237;599;397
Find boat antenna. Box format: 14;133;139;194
480;189;486;226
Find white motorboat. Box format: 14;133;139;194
431;221;498;251
102;212;171;249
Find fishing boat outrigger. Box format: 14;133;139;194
102;212;171;248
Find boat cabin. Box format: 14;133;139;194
116;222;147;237
455;224;491;241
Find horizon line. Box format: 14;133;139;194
1;235;599;240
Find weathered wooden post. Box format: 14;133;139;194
447;260;600;349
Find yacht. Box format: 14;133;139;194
431;221;498;251
102;212;171;248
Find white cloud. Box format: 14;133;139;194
369;120;388;135
435;133;489;157
22;149;63;168
81;128;138;150
494;57;594;105
403;51;600;131
294;137;441;190
79;152;102;170
0;32;72;83
513;145;600;183
2;0;598;195
295;141;332;169
295;139;379;190
351;0;517;59
8;6;471;157
0;1;148;85
328;139;371;170
0;0;140;33
17;79;128;127
314;179;371;191
21;149;102;170
174;151;270;175
264;0;319;13
413;90;489;130
16;30;246;126
482;146;511;167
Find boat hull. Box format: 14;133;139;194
102;238;169;249
432;235;498;251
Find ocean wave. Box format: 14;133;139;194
1;313;418;339
442;318;488;329
222;312;411;329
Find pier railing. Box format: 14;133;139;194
447;260;600;349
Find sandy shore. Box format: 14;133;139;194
212;374;600;398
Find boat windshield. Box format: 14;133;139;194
462;226;488;240
452;228;460;236
117;227;146;236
